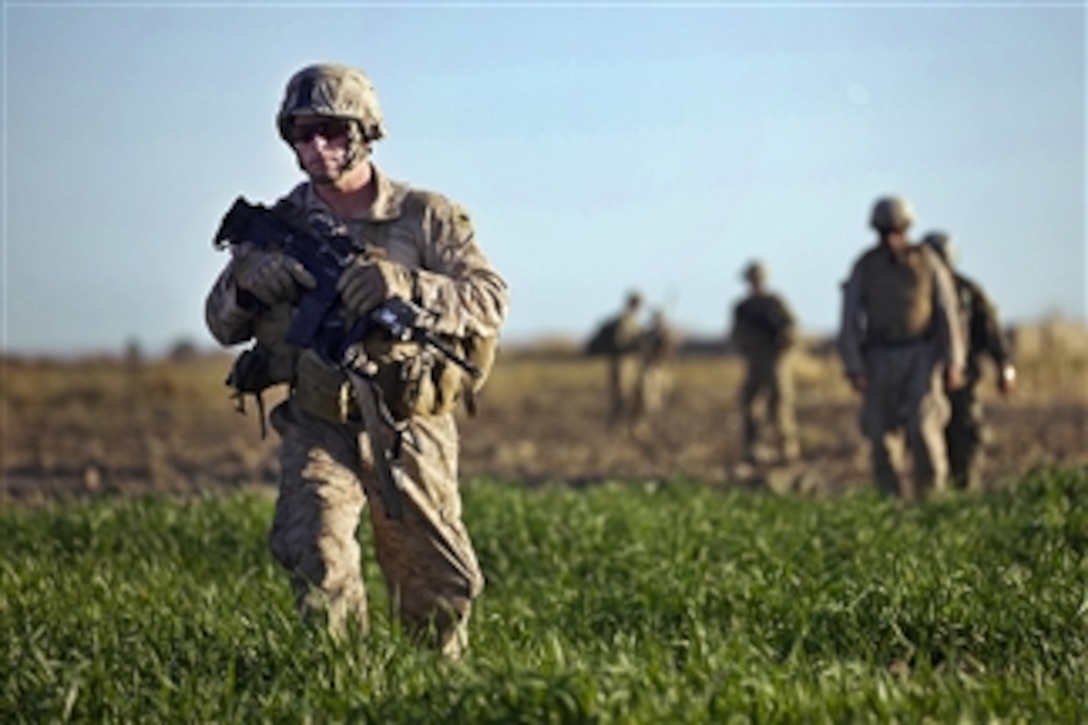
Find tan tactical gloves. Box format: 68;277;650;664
336;257;414;316
234;244;414;318
234;247;317;306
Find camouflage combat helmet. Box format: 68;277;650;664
742;261;766;284
277;64;386;144
922;230;956;264
869;196;914;232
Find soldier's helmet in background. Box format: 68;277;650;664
922;230;957;264
869;196;914;232
277;64;386;144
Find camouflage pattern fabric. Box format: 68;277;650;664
634;315;678;420
945;273;1012;490
267;401;482;657
946;385;986;491
595;309;644;428
857;346;951;500
206;163;507;657
839;243;966;500
277;64;386;144
731;292;800;462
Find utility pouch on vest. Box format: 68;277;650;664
225;344;284;437
363;329;497;419
292;349;359;425
225;303;301;437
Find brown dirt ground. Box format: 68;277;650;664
2;351;1085;504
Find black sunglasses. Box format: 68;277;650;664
290;119;351;144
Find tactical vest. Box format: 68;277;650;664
226;191;497;428
856;244;935;346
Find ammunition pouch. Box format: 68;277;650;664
225;305;298;393
249;302;300;384
292;349;359;424
225;341;299;438
362;329;497;419
291;331;498;424
226;344;278;396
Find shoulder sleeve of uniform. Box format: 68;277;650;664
854;245;881;270
837;261;867;377
927;248;967;371
921;244;953;281
961;274;1011;363
406;188;508;338
958;275;989;311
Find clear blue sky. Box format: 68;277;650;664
3;1;1085;356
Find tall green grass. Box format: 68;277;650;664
2;469;1085;722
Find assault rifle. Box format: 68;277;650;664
214;196;481;377
213;196;481;520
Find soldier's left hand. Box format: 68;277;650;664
337;257;414;316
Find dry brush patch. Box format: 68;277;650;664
2;347;1085;503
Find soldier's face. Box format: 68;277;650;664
882;229;910;251
290;115;352;182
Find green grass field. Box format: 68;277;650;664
2;469;1086;722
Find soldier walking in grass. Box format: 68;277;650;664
585;291;645;429
730;262;801;465
204;63;508;658
838;197;966;501
922;231;1017;491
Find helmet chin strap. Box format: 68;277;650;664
338;122;369;175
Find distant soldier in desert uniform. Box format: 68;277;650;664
635;308;680;422
922;231;1016;491
838;197;965;501
730;262;801;464
204;64;508;658
586;291;645;428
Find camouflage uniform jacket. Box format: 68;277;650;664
952;273;1012;386
838;242;966;379
641;321;678;365
206;164;509;371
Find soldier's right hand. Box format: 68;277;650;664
848;374;868;394
998;365;1017;397
234;248;316;306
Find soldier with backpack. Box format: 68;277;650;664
730;262;801;465
922;231;1016;491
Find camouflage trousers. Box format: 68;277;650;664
858;345;951;501
946;385;986;491
608;356;642;428
739;359;799;463
266;399;484;658
635;362;672;420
